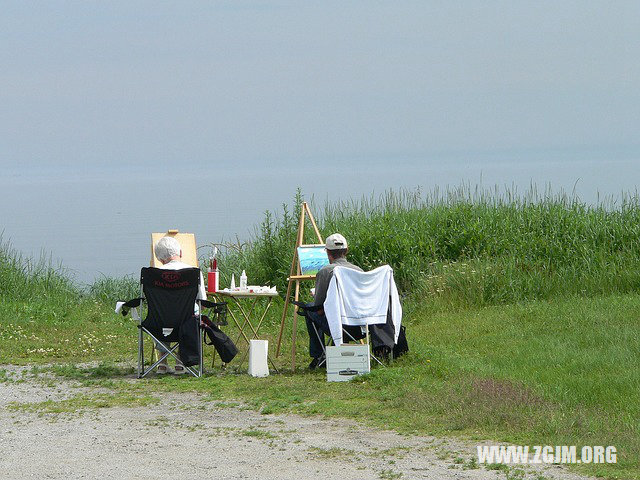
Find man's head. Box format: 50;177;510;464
155;236;182;264
325;233;348;262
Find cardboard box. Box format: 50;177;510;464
326;344;370;382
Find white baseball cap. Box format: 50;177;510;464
325;233;348;250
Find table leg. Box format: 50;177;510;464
233;298;262;340
253;297;273;337
233;298;258;342
226;304;253;346
235;298;261;365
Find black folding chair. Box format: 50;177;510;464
122;267;226;378
294;301;385;367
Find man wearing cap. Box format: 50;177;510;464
305;233;363;369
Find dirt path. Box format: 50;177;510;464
0;366;594;480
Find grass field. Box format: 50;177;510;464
1;188;639;479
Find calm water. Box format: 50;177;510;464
2;153;638;285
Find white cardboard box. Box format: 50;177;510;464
326;345;370;382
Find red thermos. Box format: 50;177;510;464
207;256;218;293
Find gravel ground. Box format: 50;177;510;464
0;366;595;480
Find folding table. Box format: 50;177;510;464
208;290;279;371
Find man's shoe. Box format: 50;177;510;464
308;356;325;370
174;365;186;375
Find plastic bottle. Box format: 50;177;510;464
213;257;219;292
240;270;247;290
230;274;236;290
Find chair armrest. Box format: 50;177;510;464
199;299;226;309
198;300;228;326
124;298;143;308
120;298;143;316
292;300;322;312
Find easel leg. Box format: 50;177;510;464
276;246;298;357
291;280;300;371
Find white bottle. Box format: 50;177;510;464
240;270;247;290
230;274;236;290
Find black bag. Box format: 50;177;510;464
392;325;409;359
201;317;238;363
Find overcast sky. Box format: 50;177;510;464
2;1;639;173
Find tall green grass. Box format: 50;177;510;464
216;187;640;307
5;185;638;309
0;236;139;306
88;275;139;304
0;237;78;303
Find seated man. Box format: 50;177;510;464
153;236;207;374
304;233;363;369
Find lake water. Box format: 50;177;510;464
2;152;638;285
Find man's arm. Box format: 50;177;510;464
313;267;332;309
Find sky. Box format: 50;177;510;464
1;1;639;282
2;1;639;172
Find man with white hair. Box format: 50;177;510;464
154;236;206;374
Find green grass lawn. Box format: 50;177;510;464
2;292;638;479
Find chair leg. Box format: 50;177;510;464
311;323;327;366
139;329;186;378
367;329;385;367
138;326;145;378
342;327;384;367
199;327;204;377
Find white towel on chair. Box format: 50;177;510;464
324;265;402;346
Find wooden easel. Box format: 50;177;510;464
275;202;324;370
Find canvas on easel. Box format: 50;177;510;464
297;246;329;276
275;202;324;370
150;230;199;267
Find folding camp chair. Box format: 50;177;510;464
297;264;402;368
122;267;226;378
295;301;386;368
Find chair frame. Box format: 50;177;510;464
309;320;384;368
295;301;384;368
133;269;205;379
121;269;229;379
137;304;204;379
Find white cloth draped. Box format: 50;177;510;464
323;265;402;346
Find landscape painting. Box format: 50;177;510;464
297;246;329;276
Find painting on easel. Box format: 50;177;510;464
297;246;329;276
